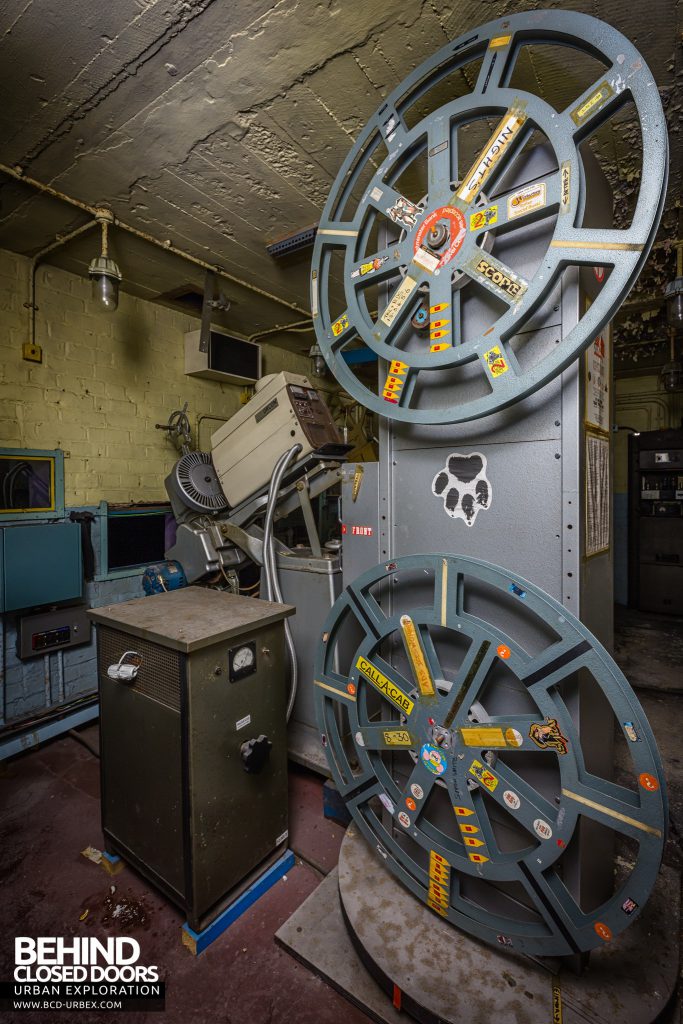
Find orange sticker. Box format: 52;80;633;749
497;644;511;660
347;682;356;696
406;797;417;811
639;773;659;792
594;921;612;942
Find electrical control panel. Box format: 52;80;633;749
18;605;91;660
90;587;294;932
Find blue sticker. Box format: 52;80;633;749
509;582;527;599
420;743;448;776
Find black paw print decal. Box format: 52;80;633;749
431;452;492;527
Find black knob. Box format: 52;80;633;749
240;734;272;774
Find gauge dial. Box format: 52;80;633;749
229;641;257;682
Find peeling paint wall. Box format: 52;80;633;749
0;247;311;505
0;0;679;333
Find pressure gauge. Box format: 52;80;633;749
228;641;257;683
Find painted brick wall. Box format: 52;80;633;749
0;247;311;505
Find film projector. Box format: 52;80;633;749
276;10;677;1024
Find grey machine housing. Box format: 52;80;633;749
164;374;350;773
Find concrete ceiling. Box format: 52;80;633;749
0;0;680;351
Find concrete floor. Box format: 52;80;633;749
614;605;683;695
1;607;681;1024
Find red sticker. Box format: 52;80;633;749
414;207;466;267
406;797;417;811
594;266;605;283
639;772;659;792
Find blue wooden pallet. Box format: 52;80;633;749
182;849;296;956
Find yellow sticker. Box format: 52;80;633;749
400;614;436;698
430;319;450;330
457;109;526;203
429;302;449;314
469;759;498;792
381;275;417;326
459;726;507;747
560;161;571;212
383;729;413;746
429;328;449;340
331;314;349;337
483;345;509;378
429;851;449;876
570;81;614;126
463;836;485;847
382;358;409;405
468;852;489;864
489;34;511;47
473;257;527;299
453;806;474;817
389;359;408;375
552;976;562;1024
469;205;498;231
507;182;546;220
430;342;451;353
459;822;479;834
355;656;414;714
428;850;450;913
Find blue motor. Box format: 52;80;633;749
142;560;187;596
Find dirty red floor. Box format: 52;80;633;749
0;728;370;1024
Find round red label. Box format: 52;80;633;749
639;772;659;792
497;644;511;660
414;206;466;268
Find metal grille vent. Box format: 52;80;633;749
175;451;228;513
98;626;182;712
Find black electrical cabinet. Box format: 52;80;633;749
628;428;683;615
89;587;293;931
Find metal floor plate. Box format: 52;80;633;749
277;825;679;1024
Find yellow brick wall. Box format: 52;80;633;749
0;248;312;505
